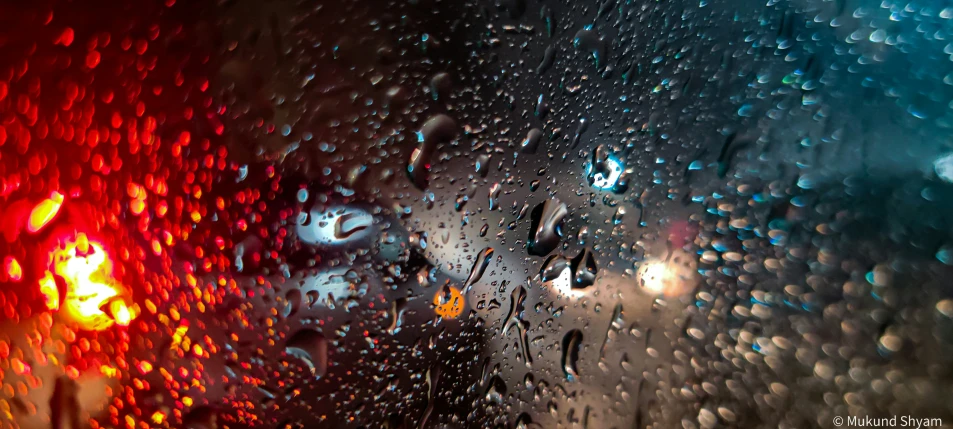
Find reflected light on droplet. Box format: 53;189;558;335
586;155;623;189
170;323;190;352
4;256;23;282
27;191;64;233
99;365;119;378
547;266;588;297
39;271;59;311
297;206;372;246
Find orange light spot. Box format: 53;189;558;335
38;271;59;311
4;256;22;282
138;361;154;374
433;286;464;319
150;411;166;424
130;198;146;215
126;182;142;199
27;191;64;233
145;299;157;314
11;358;29;375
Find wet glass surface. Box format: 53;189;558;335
1;0;953;428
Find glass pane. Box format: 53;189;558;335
1;0;952;428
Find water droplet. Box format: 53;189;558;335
521;128;543;154
570;248;598;289
488;182;502;211
475;154;491;177
285;329;328;377
408;114;457;189
528;198;567;256
573;28;606;69
430;72;452;100
464;247;494;291
537;45;556;75
561;329;583;381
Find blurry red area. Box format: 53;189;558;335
0;0;249;427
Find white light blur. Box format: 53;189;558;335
546;266;588;297
296;205;372;246
935;152;953;183
637;260;671;295
636;253;699;297
587;156;623;189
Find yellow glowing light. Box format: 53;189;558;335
170;323;189;351
151;411;166;424
51;238;138;331
108;299;138;326
27;191;64;233
4;256;22;282
99;365;119;378
636;252;699;297
38;270;60;311
638;261;670;295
